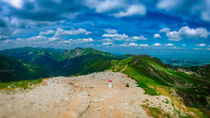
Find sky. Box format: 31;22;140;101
0;0;210;59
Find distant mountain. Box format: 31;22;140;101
62;47;114;59
0;47;124;76
0;54;48;82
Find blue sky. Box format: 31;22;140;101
0;0;210;59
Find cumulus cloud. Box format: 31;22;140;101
85;0;146;17
59;38;94;44
102;29;147;41
153;43;161;46
166;26;209;41
196;43;206;47
102;42;112;45
54;28;91;37
154;33;161;38
160;27;170;33
74;38;94;43
102;33;129;39
105;29;118;34
120;43;149;47
114;4;146;17
2;0;86;22
39;30;55;36
2;0;23;9
165;43;174;46
85;0;123;13
156;0;210;22
132;35;147;40
128;42;138;46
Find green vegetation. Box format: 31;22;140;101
111;55;210;117
0;54;48;82
0;47;209;117
143;106;171;118
126;83;129;87
0;78;43;90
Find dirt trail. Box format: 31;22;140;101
0;71;174;118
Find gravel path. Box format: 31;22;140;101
0;71;174;118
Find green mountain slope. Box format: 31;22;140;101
111;55;210;117
62;47;114;59
59;54;113;76
0;54;48;82
0;47;123;77
0;47;209;117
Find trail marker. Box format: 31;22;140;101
108;80;112;88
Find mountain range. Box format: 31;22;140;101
0;47;209;117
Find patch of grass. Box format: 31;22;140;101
165;98;169;104
143;105;171;118
137;81;159;96
0;78;43;90
126;83;129;87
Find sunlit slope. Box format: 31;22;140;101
111;55;210;116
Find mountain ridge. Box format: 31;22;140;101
0;47;209;117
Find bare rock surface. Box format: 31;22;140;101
0;71;173;118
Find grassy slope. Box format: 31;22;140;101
1;47;209;117
0;54;48;82
111;55;209;118
59;54;113;76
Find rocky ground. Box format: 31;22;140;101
0;71;175;118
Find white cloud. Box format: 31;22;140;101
120;43;149;47
139;44;149;47
157;0;182;11
128;42;138;46
160;27;170;33
85;0;123;13
166;31;181;41
114;4;146;17
39;30;55;35
76;38;94;43
166;26;209;41
153;43;161;46
102;42;113;45
85;0;146;18
27;35;47;41
196;43;206;47
62;38;94;44
156;0;210;22
132;35;147;40
102;38;113;42
2;0;23;9
105;29;118;34
165;43;174;46
102;33;129;41
102;32;147;41
54;28;91;37
154;33;161;38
